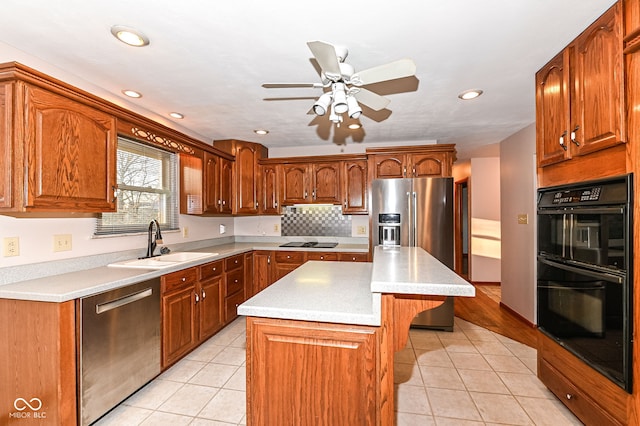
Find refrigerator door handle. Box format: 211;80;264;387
412;191;418;246
407;191;413;246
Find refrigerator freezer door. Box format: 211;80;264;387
371;179;412;248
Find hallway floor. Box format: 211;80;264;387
95;309;582;425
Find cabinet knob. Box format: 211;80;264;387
212;267;216;271
182;277;186;282
202;290;206;299
267;255;271;264
566;394;573;400
111;185;118;203
235;259;238;264
403;166;407;177
194;293;199;303
234;279;239;283
320;256;324;260
287;255;291;259
218;199;222;205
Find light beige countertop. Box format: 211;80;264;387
238;247;475;326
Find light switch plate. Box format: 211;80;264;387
53;234;72;252
356;225;367;235
3;237;19;257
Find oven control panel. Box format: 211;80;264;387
552;186;601;204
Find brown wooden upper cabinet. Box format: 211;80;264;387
214;139;268;215
366;145;456;180
280;162;341;205
342;159;368;214
180;148;234;215
0;65;118;213
536;3;624;168
259;164;280;215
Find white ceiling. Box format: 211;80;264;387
0;0;617;159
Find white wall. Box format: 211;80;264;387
0;214;233;267
499;123;537;323
469;157;502;283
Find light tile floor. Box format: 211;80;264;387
95;317;583;425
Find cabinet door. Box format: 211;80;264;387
312;163;341;203
410;153;448;177
536;51;571;167
199;277;223;340
24;84;117;211
203;152;221;213
369;154;406;179
180;151;204;214
342;160;368;214
260;164;280;214
571;3;625;156
246;318;379;425
162;284;198;367
0;82;12;209
281;164;309;204
253;251;274;295
235;143;259;214
219;157;234;214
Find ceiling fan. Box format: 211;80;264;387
262;41;416;126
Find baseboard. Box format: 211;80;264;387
499;302;537;329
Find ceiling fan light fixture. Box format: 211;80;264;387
313;92;333;116
346;95;362;119
458;89;483;100
348;123;362;130
332;83;348;114
110;25;149;47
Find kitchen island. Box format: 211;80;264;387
238;246;475;425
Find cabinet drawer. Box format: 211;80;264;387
199;260;224;281
226;269;244;296
275;251;305;264
162;267;198;293
225;254;245;271
306;252;338;261
338;252;369;262
225;290;245;322
539;359;622;425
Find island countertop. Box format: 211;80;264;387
238;246;474;326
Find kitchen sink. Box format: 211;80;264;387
107;252;218;269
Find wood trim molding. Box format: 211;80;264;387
260;153;367;165
499;301;537;329
129;126;195;154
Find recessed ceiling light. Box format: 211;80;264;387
110;25;150;47
122;89;142;98
169;112;184;119
254;129;269;135
458;89;483;100
348;123;362;130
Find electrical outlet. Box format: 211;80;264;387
356;225;367;235
3;237;19;257
273;224;280;232
53;234;72;252
182;227;189;238
219;224;226;234
517;214;528;225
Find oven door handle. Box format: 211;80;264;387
538;257;624;284
538;207;625;215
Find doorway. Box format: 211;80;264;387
454;179;469;280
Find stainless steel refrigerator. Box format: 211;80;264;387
371;177;454;331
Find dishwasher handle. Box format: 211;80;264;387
96;288;154;314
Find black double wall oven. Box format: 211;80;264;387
537;174;633;392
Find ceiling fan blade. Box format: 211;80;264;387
354;88;390;111
351;59;416;86
307;41;341;80
262;83;324;88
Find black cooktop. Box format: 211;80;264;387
279;242;338;248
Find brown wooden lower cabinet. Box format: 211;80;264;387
0;299;77;426
537;331;628;425
246;317;379;425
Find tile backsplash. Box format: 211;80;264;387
281;205;351;237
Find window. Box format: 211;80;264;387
96;136;178;235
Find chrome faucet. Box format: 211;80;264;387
144;219;163;259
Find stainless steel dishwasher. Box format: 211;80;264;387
79;278;161;425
